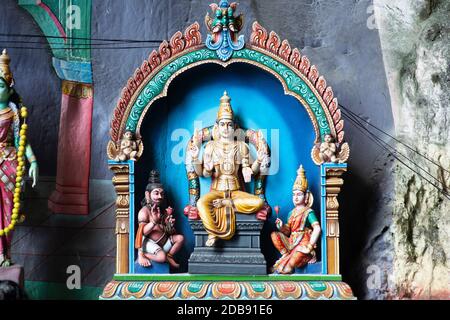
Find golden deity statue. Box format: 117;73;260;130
187;92;267;247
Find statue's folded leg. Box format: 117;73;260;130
271;231;289;254
231;190;264;214
197;190;236;241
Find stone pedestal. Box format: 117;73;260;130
188;213;267;275
0;265;24;288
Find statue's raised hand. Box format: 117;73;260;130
149;204;161;223
203;152;213;171
29;162;38;188
275;218;283;230
165;214;175;226
188;142;200;160
242;166;252;183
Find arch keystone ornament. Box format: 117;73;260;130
103;0;354;300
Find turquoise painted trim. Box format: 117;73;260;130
320;164;328;274
321;163;348;275
113;274;342;282
52;57;93;83
129;160;135;273
19;0;92;62
19;0;66;59
124;47;332;141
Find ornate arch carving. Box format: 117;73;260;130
108;22;346;158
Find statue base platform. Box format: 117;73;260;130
100;274;356;300
134;260;170;274
0;264;24;288
188;213;267;275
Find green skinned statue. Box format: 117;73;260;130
0;49;38;267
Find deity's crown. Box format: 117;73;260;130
0;49;14;87
216;91;234;121
293;165;308;193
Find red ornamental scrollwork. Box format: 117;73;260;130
248;21;345;143
250;21;268;48
323;87;334;105
126;78;137;97
134;68;144;87
279;40;292;61
266;31;281;55
141;60;152;78
308;65;319;85
316;76;327;95
110;21;345;144
159;41;172;62
170;31;186;55
184;22;202;48
148;50;161;70
110;22;203;142
289;48;301;69
298;56;311;76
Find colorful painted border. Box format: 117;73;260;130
100;280;355;300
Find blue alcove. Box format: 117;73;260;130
135;62;321;273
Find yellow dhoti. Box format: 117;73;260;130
197;190;264;240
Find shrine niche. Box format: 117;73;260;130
102;0;354;300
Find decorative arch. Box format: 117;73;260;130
105;12;350;281
109;22;345;149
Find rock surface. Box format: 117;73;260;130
373;0;450;299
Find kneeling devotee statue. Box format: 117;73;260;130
187;92;267;247
135;171;184;268
271;165;321;274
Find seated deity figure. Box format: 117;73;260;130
187;92;267;247
135;170;184;268
271;165;321;274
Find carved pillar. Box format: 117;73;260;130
19;0;93;215
324;165;347;275
48;80;93;214
109;162;131;274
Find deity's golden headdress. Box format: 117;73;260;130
216;91;234;121
293;165;308;193
0;49;14;87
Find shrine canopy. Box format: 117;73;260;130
105;1;350;279
108;21;345;150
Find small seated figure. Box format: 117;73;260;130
117;131;138;162
319;134;338;163
271;165;321;274
312;134;350;165
135;171;184;269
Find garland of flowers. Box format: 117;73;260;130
0;105;27;237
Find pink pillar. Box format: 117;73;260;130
48;80;94;215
